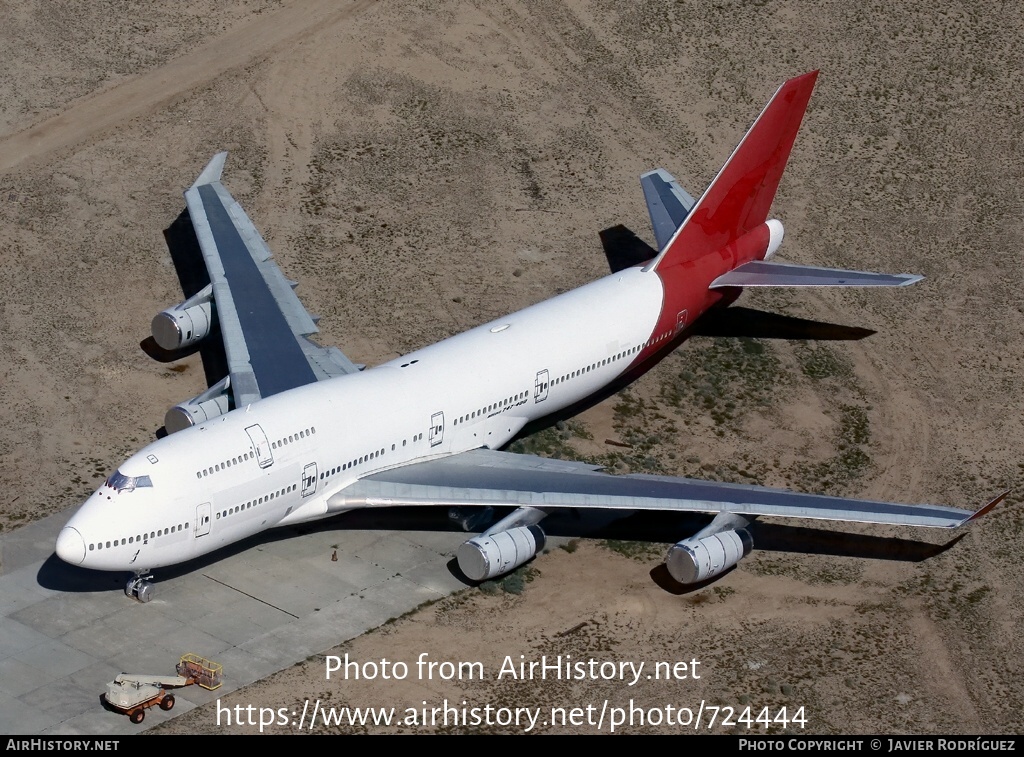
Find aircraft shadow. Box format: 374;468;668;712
145;209;230;395
512;231;877;444
510;297;874;445
36;506;963;594
599;224;657;273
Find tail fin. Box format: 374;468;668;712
645;71;818;271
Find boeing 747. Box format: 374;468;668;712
55;71;1002;601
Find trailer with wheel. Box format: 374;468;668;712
104;654;223;723
103;673;188;723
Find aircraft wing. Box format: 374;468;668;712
184;153;361;407
331;448;996;529
641;168;696;251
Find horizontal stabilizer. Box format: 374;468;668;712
710;260;924;288
640;169;697;251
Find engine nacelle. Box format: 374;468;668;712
152;301;213;351
165;394;230;434
665;528;753;585
457;525;545;581
165;376;231;433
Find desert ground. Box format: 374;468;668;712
1;0;1022;735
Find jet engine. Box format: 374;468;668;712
457;525;545;581
151;284;214;351
665;528;752;585
165;376;231;434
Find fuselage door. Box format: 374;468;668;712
196;503;211;537
302;463;318;498
429;412;444;447
245;424;274;469
534;369;550;403
676;309;689;332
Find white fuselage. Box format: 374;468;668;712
57;266;671;572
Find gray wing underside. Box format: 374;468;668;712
331;448;981;529
184;153;360;407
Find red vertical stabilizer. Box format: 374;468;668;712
648;71;818;272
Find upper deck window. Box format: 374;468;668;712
105;470;154;493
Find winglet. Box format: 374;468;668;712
191;152;228;189
961;490;1010;525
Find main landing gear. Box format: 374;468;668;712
126;573;154;603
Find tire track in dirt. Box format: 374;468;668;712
0;0;376;175
907;601;982;729
803;291;932;503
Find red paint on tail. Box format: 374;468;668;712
632;72;818;368
651;70;818;272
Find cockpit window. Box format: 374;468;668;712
105;470;153;493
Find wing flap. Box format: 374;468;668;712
329;449;986;529
710;260;924;288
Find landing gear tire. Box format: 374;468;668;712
160;695;175;711
130;709;145;724
125;575;154;603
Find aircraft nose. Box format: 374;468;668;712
56;527;86;565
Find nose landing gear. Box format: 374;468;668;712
126;573;154;602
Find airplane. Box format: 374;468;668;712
55;71;1004;602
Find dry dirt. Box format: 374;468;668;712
1;0;1022;736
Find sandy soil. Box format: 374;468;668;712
1;0;1022;735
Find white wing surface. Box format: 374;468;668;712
332;448;998;529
